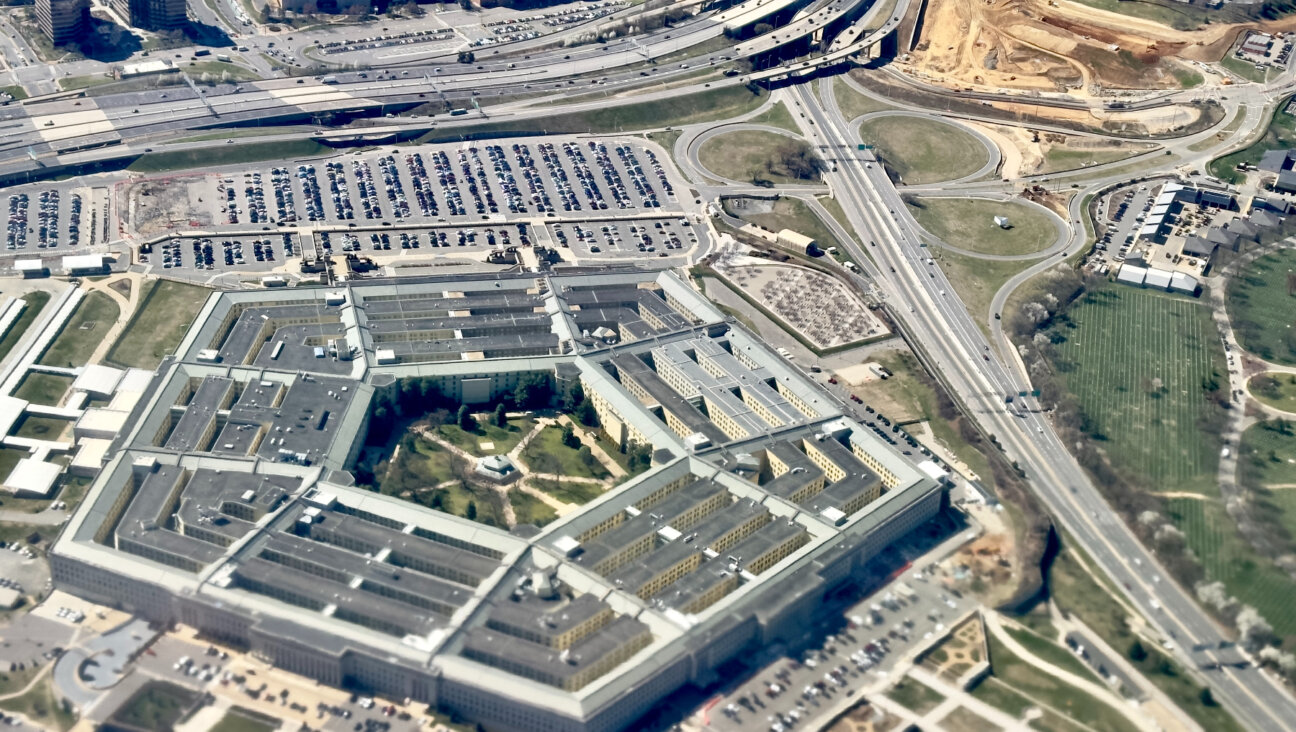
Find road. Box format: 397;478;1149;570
787;78;1296;732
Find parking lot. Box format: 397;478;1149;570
5;186;105;253
1095;182;1155;265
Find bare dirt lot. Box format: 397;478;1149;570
904;0;1296;94
126;175;215;237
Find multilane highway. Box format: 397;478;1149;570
787;79;1296;732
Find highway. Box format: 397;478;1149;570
788;79;1296;732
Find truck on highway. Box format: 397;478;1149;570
449;109;468;116
321;75;339;84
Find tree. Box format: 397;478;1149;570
576;398;599;427
1128;640;1148;663
458;50;475;64
561;424;580;449
562;382;585;413
494;403;508;428
466;500;477;521
753;22;773;35
578;445;595;470
1199;687;1217;707
457;405;476;431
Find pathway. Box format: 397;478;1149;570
79;272;145;367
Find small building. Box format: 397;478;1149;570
4;458;61;498
1144;268;1174;290
73;363;125;397
375;349;397;365
776;229;816;252
475;454;518;483
1170;272;1199;294
14;260;47;278
261;275;287;288
1275;170;1296;194
62;254;106;275
993;215;1011;229
119;59;176;78
1116;264;1148;286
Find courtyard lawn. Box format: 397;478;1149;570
532;478;604;505
509;489;557;527
1046;286;1225;495
13;415;71;441
434;415;534;456
858;116;987;184
0;291;51;363
105;279;211;369
38;292;119;368
1228;248;1296;365
522;426;610;480
12;373;72;407
907;197;1056;256
885;677;945;714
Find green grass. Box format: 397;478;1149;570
1046;287;1225;494
433;416;533;457
183;61;263;82
1173;67;1204;89
859;116;986;184
421;86;768;141
1210;96;1296;183
1039;144;1155;174
0;85;27;101
833;76;892;120
885;677;945;714
982;632;1138;732
729;197;843;253
746;101;799;133
908;198;1056;256
58;74;117;91
1003;626;1099;682
1047;543;1246;732
209;708;279;732
1220;55;1271;84
509;489;557;527
104;279;210;370
0;674;76;731
13;415;71;441
38;292;119;368
1066;0;1207;31
933;246;1037;328
128;139;330;173
697;130;819;185
939;706;997;732
1227;248;1296;365
971;677;1037;718
109;681;196;731
532;477;605;505
1188;108;1246;153
0;448;26;482
1165;496;1296;636
12;373;72;407
1250;373;1296;412
1240;420;1296;490
0;292;52;364
644;129;683;153
521;426;610;480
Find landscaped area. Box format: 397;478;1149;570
509;488;558;527
0;291;51;363
920;617;986;682
932;246;1037;327
697;131;822;185
1210;96;1296;183
0;674;76;731
105;279;211;369
907;197;1056;256
726;196;844;254
1045;286;1225;495
209;707;280;732
532;477;605;505
858;116;987;184
884;677;945;714
1250;372;1296;412
12;415;72;442
12;373;72;407
833;77;892;120
521;426;610;480
38;292;119;368
107;681;196;731
433;415;535;456
1228;248;1296;365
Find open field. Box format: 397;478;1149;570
38;292;119;368
0;291;51;364
110;681;195;731
729;197;844;253
1166;496;1296;636
1249;372;1296;412
0;674;76;731
1211;97;1296;183
105;279;211;369
938;707;998;732
0;448;24;482
833;77;893;120
1227;248;1296;365
1002;626;1096;682
434;416;534;457
128;140;330;174
1068;0;1210;30
13;415;72;441
1046;287;1224;494
970;677;1035;718
746;102;799;133
12;373;72;407
859;116;986;184
907;198;1055;256
697;131;820;185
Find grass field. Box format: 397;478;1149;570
522;426;609;480
38;292;119;368
885;677;944;714
1227;248;1296;365
907;198;1056;256
13;415;72;441
729;197;843;253
1210;97;1296;183
1249;373;1296;412
0;85;27;101
1165;496;1296;636
510;489;557;526
970;677;1036;718
104;279;210;369
833;77;893;120
697;130;820;185
1039;144;1154;174
0;448;25;482
1220;55;1272;84
746;102;799;133
434;416;534;457
109;681;195;731
1002;626;1098;683
0;675;76;731
12;373;72;407
933;246;1036;328
0;291;52;364
938;706;996;732
129;140;330;174
210;708;279;732
532;477;604;505
1046;287;1224;494
1068;0;1208;29
859;116;986;184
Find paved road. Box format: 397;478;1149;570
790;78;1296;732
